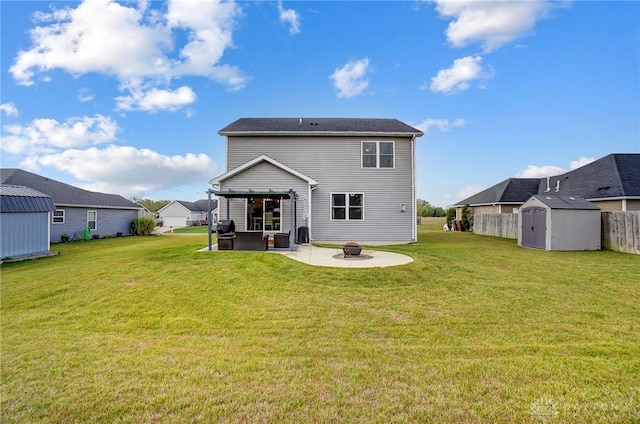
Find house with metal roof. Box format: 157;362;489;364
1;169;142;242
158;199;218;229
210;118;424;245
1;184;56;259
454;153;640;218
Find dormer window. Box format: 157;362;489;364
362;141;394;168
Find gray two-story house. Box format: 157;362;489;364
210;118;424;245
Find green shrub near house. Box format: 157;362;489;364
1;221;638;422
129;216;156;236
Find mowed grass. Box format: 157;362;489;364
1;221;639;423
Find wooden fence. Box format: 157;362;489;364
472;212;640;254
473;214;518;239
601;211;640;255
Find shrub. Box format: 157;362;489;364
130;217;156;236
461;204;473;231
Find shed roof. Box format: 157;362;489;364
529;195;600;210
219;118;424;137
1;169;140;209
1;184;56;213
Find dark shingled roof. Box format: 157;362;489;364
455;154;640;206
219;118;424;136
530;195;600;210
545;153;640;199
456;178;540;206
176;199;218;212
0;169;140;209
1;184;56;213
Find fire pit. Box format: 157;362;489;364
342;241;362;256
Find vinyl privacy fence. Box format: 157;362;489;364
473;212;640;254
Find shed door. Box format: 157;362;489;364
521;207;546;249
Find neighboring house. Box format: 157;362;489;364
210;118;424;244
1;184;56;259
158;199;218;228
1;169;141;242
454;153;640;218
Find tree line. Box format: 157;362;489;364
416;199;447;217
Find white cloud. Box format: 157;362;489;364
77;88;95;102
9;0;246;109
432;0;559;52
330;58;371;98
515;156;595;178
115;85;196;112
278;1;301;35
430;56;492;94
444;184;485;200
414;118;465;134
0;103;19;117
22;145;217;197
1;114;119;155
516;165;565;178
569;156;595;170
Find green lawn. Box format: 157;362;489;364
2;221;639;423
167;225;211;233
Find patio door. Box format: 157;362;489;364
246;197;281;231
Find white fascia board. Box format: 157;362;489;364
209;155;318;186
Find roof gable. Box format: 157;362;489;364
210;155;319;186
456;178;540;206
1;169;140;209
219;118;423;137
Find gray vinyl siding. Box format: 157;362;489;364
1;212;50;258
226;135;415;242
219;161;309;233
51;207;138;242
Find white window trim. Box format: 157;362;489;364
330;192;365;221
52;209;65;224
87;210;97;231
361;140;395;169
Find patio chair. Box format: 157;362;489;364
264;212;274;230
274;230;291;248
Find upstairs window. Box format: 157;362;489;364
362;141;394;169
331;193;364;220
53;209;65;224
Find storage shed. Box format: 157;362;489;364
518;195;601;251
1;184;56;259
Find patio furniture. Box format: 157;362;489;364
264;212;274;230
234;232;269;251
274;230;291;248
216;220;236;250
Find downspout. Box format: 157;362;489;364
622;198;627;211
207;189;213;251
411;135;417;242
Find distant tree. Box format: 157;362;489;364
416;199;447;217
445;207;456;227
131;197;170;213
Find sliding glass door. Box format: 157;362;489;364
246;197;281;231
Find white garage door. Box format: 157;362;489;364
162;216;187;228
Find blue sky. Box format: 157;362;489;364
1;0;638;207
